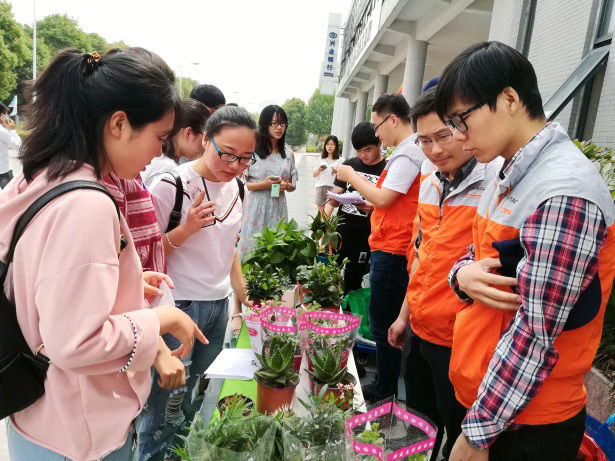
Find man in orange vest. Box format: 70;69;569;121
388;86;501;460
336;94;425;402
436;41;615;461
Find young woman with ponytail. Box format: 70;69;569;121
0;48;205;461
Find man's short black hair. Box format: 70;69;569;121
410;87;437;131
372;94;411;123
436;41;545;121
189;84;226;108
351;122;379;150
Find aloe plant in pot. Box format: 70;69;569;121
306;337;356;409
255;335;300;415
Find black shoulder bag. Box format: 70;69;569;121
0;180;120;419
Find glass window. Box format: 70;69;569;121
543;47;610;121
597;0;614;40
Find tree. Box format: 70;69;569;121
0;1;28;101
282;97;307;147
177;77;199;100
305;88;334;137
36;14;93;55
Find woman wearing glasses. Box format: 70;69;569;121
237;104;298;258
139;106;257;461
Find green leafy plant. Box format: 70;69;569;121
243;262;289;302
296;255;346;307
306;337;347;386
310;212;342;255
574;140;615;199
243;219;317;282
255;336;299;388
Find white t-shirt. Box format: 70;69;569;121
141;155;178;188
381;134;422;194
314;157;344;187
150;162;242;301
0;125;21;174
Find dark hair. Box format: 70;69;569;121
204;105;257;138
321;135;340;159
372;94;411;124
21;47;180;182
189;84;225;109
410;87;437;131
351;122;379;150
163;98;210;161
436;41;545;121
226;103;239;107
0;103;9;115
255;105;288;159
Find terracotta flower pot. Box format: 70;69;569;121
256;378;297;415
293;354;302;372
313;372;356;410
216;394;254;417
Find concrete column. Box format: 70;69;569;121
354;91;368;126
373;74;389;104
331;96;344;137
343;100;357;158
402;36;428;106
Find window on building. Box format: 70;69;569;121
575;67;605;140
543;47;610;121
596;0;614;44
517;0;537;56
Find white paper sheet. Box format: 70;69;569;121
204;348;259;380
326;190;366;205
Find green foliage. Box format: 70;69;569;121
573;140;615;199
242;218;317;282
0;1;26;100
243;262;289;302
310;212;341;255
255;336;299;388
296;255;345;307
282;97;307;148
306;337;347;386
305;145;321;153
178;76;199;100
305;88;334;137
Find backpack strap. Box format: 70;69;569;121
236;177;245;202
0;180;121;286
166;170;184;232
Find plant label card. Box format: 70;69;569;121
185;177;204;204
148;280;175;308
204;348;259;380
270;183;280;197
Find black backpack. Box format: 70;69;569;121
165;171;245;232
0;180;120;419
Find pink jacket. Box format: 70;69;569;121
0;165;160;461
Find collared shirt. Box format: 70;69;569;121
448;134;607;448
435;157;478;205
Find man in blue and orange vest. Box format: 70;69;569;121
388;86;501;460
336;94;425;402
437;41;615;461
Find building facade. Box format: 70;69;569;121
331;0;615;157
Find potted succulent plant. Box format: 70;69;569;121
306;337;356;409
243;262;289;305
255;335;300;415
217;393;254;418
296;255;345;312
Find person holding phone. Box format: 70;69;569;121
142;106;257;461
0;103;20;189
237;104;298;259
313;135;344;215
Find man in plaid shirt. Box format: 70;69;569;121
435;41;615;461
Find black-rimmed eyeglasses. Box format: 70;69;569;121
210;137;257;166
444;101;486;133
372;114;392;132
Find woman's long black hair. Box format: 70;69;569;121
255;105;288;159
321;135;340;159
21;47;181;181
163;98;210;161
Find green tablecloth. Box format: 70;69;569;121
211;323;256;421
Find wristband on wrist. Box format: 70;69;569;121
165;232;179;249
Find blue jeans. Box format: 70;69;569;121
8;421;134;460
368;250;409;401
136;298;229;461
